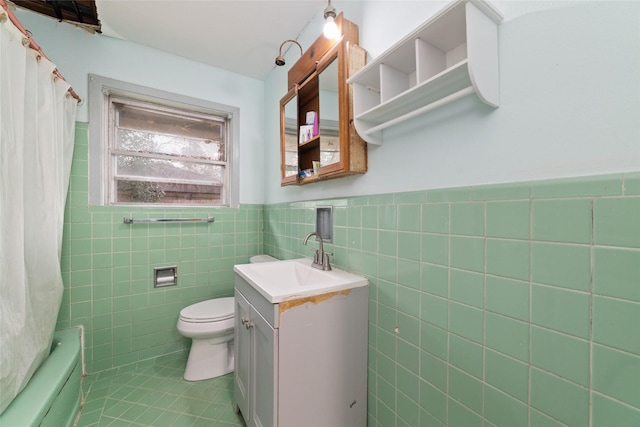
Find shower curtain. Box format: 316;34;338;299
0;12;77;414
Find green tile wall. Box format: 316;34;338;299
263;172;640;427
58;126;639;424
58;123;263;373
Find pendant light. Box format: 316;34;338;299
323;0;339;39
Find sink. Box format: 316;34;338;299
233;258;368;303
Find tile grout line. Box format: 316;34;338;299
528;185;533;427
589;196;595;427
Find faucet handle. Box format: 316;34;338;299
322;251;332;271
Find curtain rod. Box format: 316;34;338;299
0;0;81;103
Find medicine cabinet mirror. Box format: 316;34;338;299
279;14;367;186
281;91;298;183
319;59;340;170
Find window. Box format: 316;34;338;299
88;75;239;207
109;98;227;205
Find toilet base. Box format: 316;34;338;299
184;338;234;381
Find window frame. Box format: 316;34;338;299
88;74;240;208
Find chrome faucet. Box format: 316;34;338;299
303;232;332;271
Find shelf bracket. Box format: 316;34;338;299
359;86;475;144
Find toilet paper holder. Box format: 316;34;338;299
154;266;177;288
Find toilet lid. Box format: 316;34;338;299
179;297;234;323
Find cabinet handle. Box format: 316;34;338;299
241;318;254;329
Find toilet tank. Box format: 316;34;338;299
249;255;278;263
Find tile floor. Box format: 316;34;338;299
76;352;246;427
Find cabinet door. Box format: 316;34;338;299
233;291;251;418
317;46;342;175
280;88;299;186
250;309;278;427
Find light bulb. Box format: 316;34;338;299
323;16;339;39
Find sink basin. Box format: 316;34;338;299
233;258;368;303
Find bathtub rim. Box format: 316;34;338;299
0;327;82;426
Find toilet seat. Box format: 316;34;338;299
179;297;234;323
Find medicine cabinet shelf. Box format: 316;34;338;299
347;0;503;145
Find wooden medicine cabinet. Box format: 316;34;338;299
280;14;367;186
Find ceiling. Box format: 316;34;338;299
14;0;327;80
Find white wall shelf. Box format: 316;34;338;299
347;0;503;145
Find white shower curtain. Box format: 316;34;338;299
0;13;77;414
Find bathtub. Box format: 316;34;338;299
0;328;82;427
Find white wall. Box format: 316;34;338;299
264;0;640;204
14;1;640;206
15;9;267;205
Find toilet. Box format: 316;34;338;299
177;297;235;381
177;254;278;381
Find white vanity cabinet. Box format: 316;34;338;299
233;273;369;427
